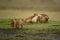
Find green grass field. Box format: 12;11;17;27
0;9;60;40
0;0;60;40
0;19;60;34
0;19;60;40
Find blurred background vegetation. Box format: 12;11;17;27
0;0;60;11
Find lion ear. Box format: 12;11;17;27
33;13;38;16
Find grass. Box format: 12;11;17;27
23;21;60;34
0;9;60;21
0;0;60;39
0;19;60;40
0;0;60;11
0;19;60;34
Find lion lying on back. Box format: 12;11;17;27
25;13;49;23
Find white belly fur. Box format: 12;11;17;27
32;16;38;22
